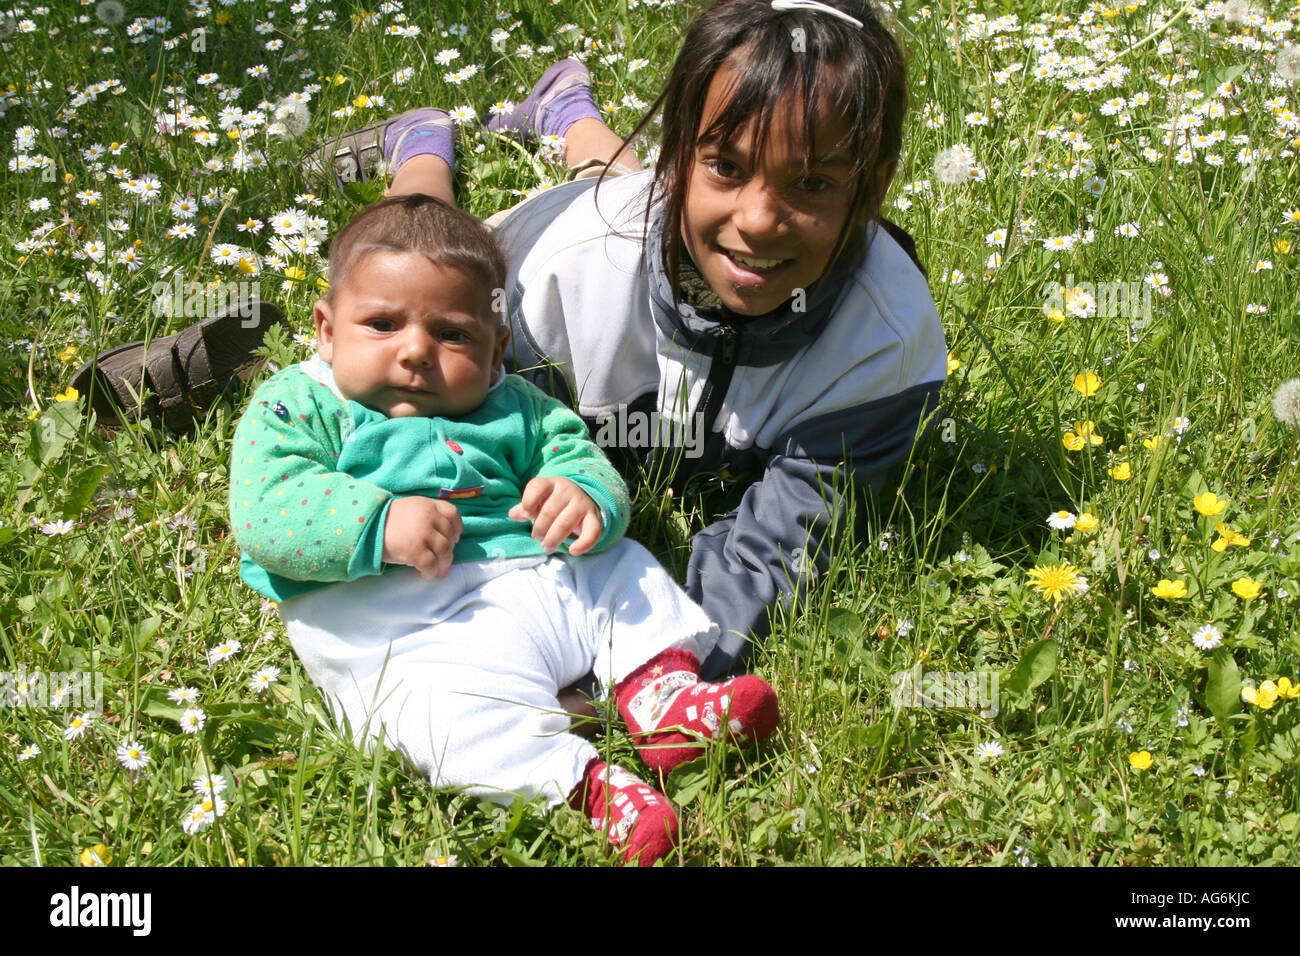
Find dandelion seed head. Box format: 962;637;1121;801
95;1;125;26
1272;378;1300;428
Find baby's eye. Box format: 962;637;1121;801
368;318;396;332
440;329;469;342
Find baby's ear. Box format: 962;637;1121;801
491;317;511;373
313;298;335;362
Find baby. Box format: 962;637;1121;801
229;194;778;865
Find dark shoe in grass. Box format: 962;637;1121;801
69;297;288;433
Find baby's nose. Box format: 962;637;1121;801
400;328;439;365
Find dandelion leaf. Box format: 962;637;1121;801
343;180;384;205
1204;651;1242;721
1004;638;1058;698
58;464;111;520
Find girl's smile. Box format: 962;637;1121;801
680;62;889;318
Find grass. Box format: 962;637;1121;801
0;0;1298;866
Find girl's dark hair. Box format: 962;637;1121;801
326;194;506;313
622;0;907;304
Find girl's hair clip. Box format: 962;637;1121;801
770;0;864;29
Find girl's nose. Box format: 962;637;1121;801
733;178;789;240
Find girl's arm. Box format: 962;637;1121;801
687;381;943;680
229;368;393;583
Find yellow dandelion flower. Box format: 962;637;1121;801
1150;579;1188;599
947;354;961;375
1072;372;1101;397
1142;435;1163;450
1129;750;1153;770
1241;685;1257;705
1255;680;1279;710
1193;492;1227;516
1026;562;1089;604
54;386;79;403
57;345;80;365
1210;521;1251;552
1062;432;1087;451
283;266;307;281
1074;512;1099;533
353;94;371;109
1073;420;1104;444
1107;461;1132;481
1231;577;1262;599
1276;677;1299;699
1275;238;1292;255
79;844;112;866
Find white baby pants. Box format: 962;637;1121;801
279;539;718;805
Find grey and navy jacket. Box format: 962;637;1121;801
496;170;948;677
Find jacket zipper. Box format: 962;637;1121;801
689;328;739;474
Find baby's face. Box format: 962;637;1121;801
314;251;508;418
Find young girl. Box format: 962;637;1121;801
307;0;948;681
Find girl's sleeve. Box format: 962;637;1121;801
521;380;630;554
688;383;943;680
229;369;393;582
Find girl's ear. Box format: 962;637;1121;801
877;156;900;195
313;298;335;362
857;157;901;228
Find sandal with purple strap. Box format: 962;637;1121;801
298;108;456;194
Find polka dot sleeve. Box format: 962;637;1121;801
229;366;392;583
520;376;630;554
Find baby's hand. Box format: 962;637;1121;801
508;476;603;555
382;496;463;579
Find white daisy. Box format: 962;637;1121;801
64;712;94;741
116;740;151;771
248;666;281;693
167;686;199;705
207;639;242;665
192;773;227;797
1191;624;1223;651
1047;510;1077;530
977;741;1004;760
18;743;41;761
179;707;206;734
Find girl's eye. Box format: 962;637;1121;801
706;158;743;180
796;175;832;193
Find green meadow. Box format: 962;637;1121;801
0;0;1297;866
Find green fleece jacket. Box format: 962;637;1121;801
230;357;630;602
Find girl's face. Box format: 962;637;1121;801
680;63;893;317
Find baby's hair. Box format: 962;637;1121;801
624;0;907;304
325;194;506;320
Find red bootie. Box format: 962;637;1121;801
616;649;780;774
570;760;679;866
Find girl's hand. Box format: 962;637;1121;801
382;496;463;579
508;476;603;555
